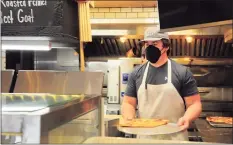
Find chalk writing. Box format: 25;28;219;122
1;0;27;8
0;10;13;24
0;0;47;24
28;0;47;7
17;9;34;23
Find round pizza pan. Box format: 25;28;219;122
117;123;183;135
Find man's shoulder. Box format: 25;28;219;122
131;63;147;77
170;59;188;76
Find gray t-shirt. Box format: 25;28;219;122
125;59;198;99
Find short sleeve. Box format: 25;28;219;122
181;68;199;97
124;71;137;98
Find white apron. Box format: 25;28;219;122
137;59;189;141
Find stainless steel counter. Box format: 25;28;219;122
2;94;102;143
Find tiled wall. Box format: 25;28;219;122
90;7;158;19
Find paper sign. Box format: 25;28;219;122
122;73;129;84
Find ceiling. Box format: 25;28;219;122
92;1;157;8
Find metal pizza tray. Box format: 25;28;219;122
117;123;183;135
207;120;232;128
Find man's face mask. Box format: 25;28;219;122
145;45;166;63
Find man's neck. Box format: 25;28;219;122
150;54;168;68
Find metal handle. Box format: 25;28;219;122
198;90;210;93
193;68;211;77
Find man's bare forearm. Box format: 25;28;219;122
183;102;202;122
121;96;137;120
121;102;136;120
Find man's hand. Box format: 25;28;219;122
177;117;190;130
121;102;136;120
119;116;133;126
177;94;202;130
121;95;137;121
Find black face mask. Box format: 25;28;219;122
145;45;161;63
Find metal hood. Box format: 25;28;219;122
85;35;233;58
2;36;79;51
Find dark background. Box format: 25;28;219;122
158;0;233;29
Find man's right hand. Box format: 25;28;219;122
119;116;133;126
121;102;135;120
120;95;137;124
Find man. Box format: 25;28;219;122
121;30;202;141
140;45;147;64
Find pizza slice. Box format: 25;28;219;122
119;118;169;128
206;116;233;125
225;118;233;125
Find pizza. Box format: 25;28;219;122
206;116;233;125
119;118;169;128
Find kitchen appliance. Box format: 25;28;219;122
107;60;121;104
119;58;141;103
106;58;141;114
107;58;141;104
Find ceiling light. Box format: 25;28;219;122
186;36;193;43
120;37;127;43
74;52;79;56
2;41;51;51
2;44;51;51
100;38;104;44
184;57;190;61
92;29;128;36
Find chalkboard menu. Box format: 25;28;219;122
1;0;78;40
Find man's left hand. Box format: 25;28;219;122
177;117;190;130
